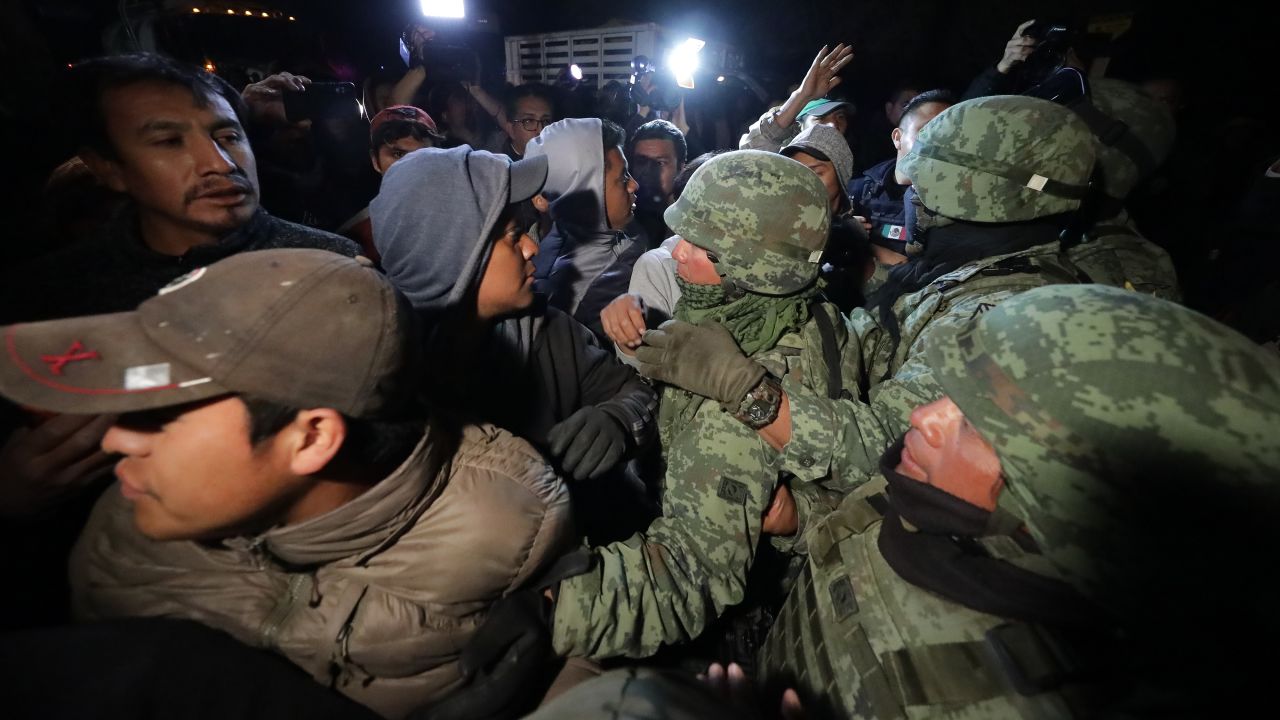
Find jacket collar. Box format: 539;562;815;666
109;204;274;267
232;427;442;567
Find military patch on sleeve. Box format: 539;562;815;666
829;576;859;620
717;477;750;504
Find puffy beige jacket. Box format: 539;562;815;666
69;424;574;719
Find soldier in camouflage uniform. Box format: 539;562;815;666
640;95;1097;494
1065;78;1181;300
758;284;1280;718
550;150;851;659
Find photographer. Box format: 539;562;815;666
242;70;378;232
963;19;1086;101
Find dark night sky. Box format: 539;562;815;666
30;1;1278;98
16;0;1280;139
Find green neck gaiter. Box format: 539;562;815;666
658;277;819;446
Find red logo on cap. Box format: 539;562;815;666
41;341;101;376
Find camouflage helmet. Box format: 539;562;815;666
1079;79;1176;199
925;284;1280;617
664;149;829;295
898;95;1096;223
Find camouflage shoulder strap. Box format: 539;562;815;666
809;301;844;401
932;248;1090;313
806;477;889;566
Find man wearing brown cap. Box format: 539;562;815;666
0;249;573;719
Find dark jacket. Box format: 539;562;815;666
848;158;911;253
436;304;659;544
962;66;1019;101
459;302;656;452
0;207;360;324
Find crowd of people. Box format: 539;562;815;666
1;15;1278;720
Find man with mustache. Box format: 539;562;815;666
2;52;359;325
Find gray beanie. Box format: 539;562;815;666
781;124;855;192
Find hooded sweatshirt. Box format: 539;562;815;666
525;119;634;322
369;145;656;467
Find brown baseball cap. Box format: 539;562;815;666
0;249;419;418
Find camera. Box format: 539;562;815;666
282;82;361;122
629;56;683;113
1019;21;1075;88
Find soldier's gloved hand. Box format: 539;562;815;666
636;320;767;408
547;407;628;481
414;587;552;720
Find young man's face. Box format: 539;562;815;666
603;147;639;230
91;81;259;239
506;95;554;155
804;107;849;136
672;237;721;285
102;396;304;541
631;138;682;203
372;135;432;175
476;213;539;320
790;151;842;213
897;396;1003;511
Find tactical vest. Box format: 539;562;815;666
870;243;1088;384
1067;224;1182;303
759;481;1104;719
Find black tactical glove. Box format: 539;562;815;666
547;406;628;481
636;320;767;408
413;588;551;720
414;551;594;720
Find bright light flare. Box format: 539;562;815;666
419;0;465;18
667;38;705;90
570;64;583;81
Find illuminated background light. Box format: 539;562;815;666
667;38;705;90
419;0;465;19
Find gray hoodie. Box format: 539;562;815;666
370;145;545;316
525;118;633;317
366;144;657;469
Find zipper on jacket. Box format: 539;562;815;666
258;573;312;650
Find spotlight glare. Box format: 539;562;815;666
419;0;465;19
667;38;705;90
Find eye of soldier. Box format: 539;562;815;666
705;251;720;264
